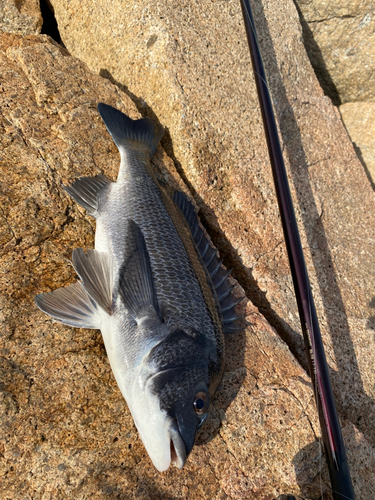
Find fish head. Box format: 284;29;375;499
149;364;211;470
127;327;221;472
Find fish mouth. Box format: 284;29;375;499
169;420;187;469
140;367;188;470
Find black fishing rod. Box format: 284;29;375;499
238;1;355;498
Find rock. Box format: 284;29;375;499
340;102;375;186
48;0;375;459
341;423;375;495
295;0;375;104
0;32;354;499
0;0;42;35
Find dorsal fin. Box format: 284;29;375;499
63;174;112;216
172;190;245;332
97;103;164;156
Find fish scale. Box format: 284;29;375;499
35;103;244;472
97;150;216;340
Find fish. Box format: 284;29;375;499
35;103;243;471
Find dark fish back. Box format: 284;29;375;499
100;150;221;355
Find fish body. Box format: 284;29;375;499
36;104;242;471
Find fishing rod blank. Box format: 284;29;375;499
238;1;355;498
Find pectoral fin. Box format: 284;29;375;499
119;220;160;322
72;249;113;315
35;282;100;329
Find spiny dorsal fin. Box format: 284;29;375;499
72;249;113;315
119;220;160;322
172;190;245;333
63;174;112;216
35;282;101;329
97;103;164;156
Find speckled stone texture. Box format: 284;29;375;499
0;0;42;35
295;0;375;104
3;32;369;499
48;0;375;466
340;102;375;185
293;1;375;198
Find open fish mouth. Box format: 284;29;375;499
169;420;187;469
128;367;188;471
142;368;187;469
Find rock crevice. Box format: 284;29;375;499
0;0;375;496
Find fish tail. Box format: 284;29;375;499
97;103;164;156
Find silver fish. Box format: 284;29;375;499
35;104;242;471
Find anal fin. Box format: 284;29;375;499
72;249;113;315
35;282;100;329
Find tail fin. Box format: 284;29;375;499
97;103;164;156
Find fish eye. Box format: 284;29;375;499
193;391;210;415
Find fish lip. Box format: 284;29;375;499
141;368;187;470
143;367;190;470
169;420;187;469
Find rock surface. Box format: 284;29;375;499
0;32;355;499
295;0;375;104
48;0;375;456
0;0;42;35
293;0;375;200
340;102;375;186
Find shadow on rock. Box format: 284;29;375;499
351;142;375;192
98;476;170;500
196;321;248;446
99;68;249;447
133;479;183;500
367;296;375;332
256;0;375;447
292;440;331;500
293;2;341;107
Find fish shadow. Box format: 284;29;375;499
99;68;249;445
196;322;248;446
98;474;170;500
99;10;375;455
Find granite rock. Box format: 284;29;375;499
295;0;375;104
340;102;375;186
0;0;42;35
47;0;375;457
0;32;363;499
